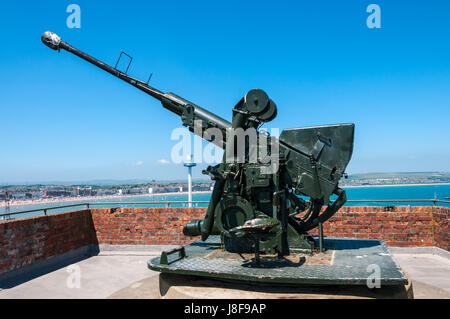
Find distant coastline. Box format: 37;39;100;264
0;190;212;208
2;183;450;209
342;182;450;188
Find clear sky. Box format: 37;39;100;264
0;1;449;183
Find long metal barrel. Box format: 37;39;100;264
41;31;231;146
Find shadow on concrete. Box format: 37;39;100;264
241;256;306;269
0;246;100;289
317;237;382;251
0;209;101;289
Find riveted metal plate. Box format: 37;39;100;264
148;236;408;286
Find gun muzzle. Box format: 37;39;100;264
183;220;204;237
41;31;61;50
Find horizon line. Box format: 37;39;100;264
1;171;449;186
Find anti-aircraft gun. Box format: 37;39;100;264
42;31;354;258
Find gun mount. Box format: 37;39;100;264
42;31;354;258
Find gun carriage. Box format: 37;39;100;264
42;31;355;260
42;32;411;295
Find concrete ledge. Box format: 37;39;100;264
108;273;414;299
389;246;450;259
160;273;413;299
0;244;98;285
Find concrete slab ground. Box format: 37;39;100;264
392;253;450;298
0;251;162;299
0;246;449;299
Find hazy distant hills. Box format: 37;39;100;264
341;172;450;186
347;172;450;179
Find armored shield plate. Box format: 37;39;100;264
280;123;355;172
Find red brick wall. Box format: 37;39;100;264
309;206;438;247
1;206;449;277
0;210;94;276
90;207;205;245
88;206;449;249
432;207;450;251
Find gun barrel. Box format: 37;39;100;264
41;31;231;140
41;32;169;103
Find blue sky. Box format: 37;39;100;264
0;1;449;183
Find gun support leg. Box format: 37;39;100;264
201;178;225;241
316;188;347;226
288;188;346;233
253;236;260;265
318;222;324;253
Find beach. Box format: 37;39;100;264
0;190;212;208
2;183;450;209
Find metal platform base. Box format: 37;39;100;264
148;236;408;286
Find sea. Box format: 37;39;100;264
1;184;449;220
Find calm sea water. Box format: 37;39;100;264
1;184;449;219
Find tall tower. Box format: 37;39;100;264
4;191;11;220
183;155;196;208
